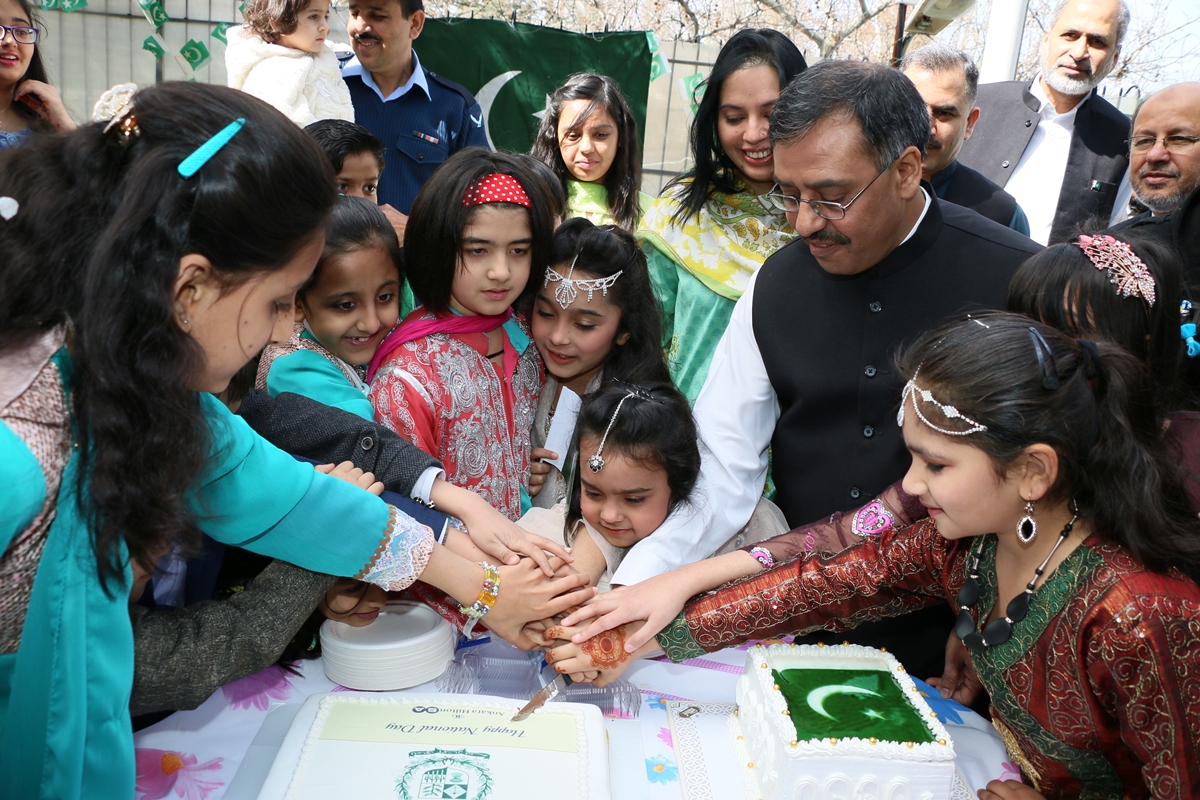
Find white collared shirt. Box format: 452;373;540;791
1005;77;1083;245
611;190;932;586
341;49;430;104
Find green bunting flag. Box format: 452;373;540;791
142;34;166;58
39;0;58;9
58;0;86;12
180;38;211;70
679;72;705;116
417;18;651;154
212;22;235;44
138;0;169;29
647;32;670;82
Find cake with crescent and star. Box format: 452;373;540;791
732;643;956;800
255;693;611;800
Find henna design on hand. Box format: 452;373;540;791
580;626;629;670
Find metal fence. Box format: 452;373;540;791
37;5;710;196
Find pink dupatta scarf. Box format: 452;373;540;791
365;307;513;383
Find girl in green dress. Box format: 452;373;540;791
0;82;590;800
531;72;650;230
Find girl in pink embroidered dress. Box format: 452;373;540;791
368;150;555;520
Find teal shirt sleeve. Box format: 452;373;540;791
1009;203;1031;237
265;349;375;421
194;394;397;578
0;421;45;555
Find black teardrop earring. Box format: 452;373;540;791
1017;501;1037;544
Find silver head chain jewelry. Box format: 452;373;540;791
896;367;988;436
587;391;638;472
544;254;623;310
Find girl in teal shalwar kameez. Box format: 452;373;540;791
0;83;591;800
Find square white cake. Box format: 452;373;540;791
733;644;956;800
256;693;611;800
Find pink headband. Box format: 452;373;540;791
1077;234;1156;307
462;173;531;209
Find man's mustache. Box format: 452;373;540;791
926;138;943;151
354;33;381;43
1056;57;1092;75
804;228;851;245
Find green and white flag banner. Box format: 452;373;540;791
417;18;652;154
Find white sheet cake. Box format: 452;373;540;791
256;693;611;800
732;643;956;800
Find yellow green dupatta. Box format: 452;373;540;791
637;179;795;301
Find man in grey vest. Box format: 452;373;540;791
959;0;1130;245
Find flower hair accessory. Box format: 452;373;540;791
462;173;531;209
1077;233;1156;307
92;82;139;141
544;255;623;310
896;367;988;436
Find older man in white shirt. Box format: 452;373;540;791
959;0;1131;244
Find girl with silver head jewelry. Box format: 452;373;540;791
546;311;1200;800
526;217;668;509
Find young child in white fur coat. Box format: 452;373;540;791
226;0;353;127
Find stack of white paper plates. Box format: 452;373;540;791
320;601;456;690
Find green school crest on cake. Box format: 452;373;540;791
398;749;492;800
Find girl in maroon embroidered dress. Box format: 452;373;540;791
548;312;1200;800
368;151;556;521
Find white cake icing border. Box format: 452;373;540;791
282;693;599;800
746;643;956;763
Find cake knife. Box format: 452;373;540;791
511;674;573;722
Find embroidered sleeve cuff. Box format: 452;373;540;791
354;505;436;591
655;613;706;662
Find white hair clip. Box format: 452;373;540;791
896;368;987;436
544;255;622;310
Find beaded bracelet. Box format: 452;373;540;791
460;562;501;638
749;546;774;569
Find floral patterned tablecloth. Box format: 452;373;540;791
133;639;1012;800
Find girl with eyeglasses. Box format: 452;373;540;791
0;0;72;148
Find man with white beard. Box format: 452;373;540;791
959;0;1130;245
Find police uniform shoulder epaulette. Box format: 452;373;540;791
426;71;478;107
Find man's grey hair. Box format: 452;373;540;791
1049;0;1131;47
900;42;980;106
769;60;929;171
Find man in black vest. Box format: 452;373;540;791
900;43;1029;235
959;0;1130;246
611;60;1041;683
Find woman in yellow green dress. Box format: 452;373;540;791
639;29;806;403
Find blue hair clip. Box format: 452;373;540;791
177;117;246;179
1182;301;1200;358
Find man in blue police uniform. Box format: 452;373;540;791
342;0;490;216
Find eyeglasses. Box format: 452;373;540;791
765;163;891;220
1127;135;1200;154
0;25;38;44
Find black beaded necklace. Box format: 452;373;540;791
955;513;1076;654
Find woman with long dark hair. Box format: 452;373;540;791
0;0;72;148
638;28;805;403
